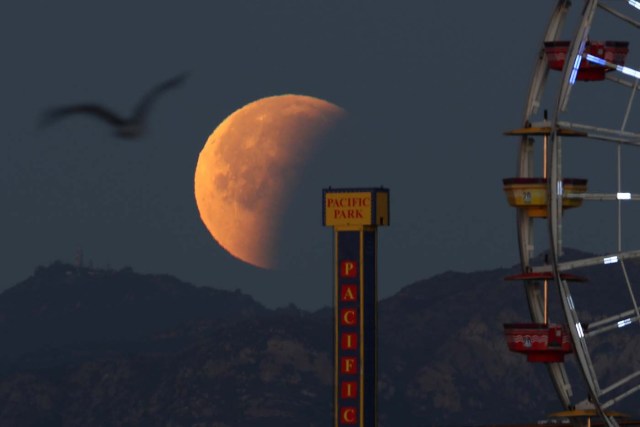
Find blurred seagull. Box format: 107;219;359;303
39;72;188;139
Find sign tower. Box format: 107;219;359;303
322;187;390;427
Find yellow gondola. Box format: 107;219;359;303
502;177;587;218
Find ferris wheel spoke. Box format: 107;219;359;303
602;371;640;397
598;2;640;28
564;192;640;201
585;53;640;79
601;376;640;409
531;250;640;272
554;121;640;146
583;310;639;337
620;260;640;327
571;134;640;147
605;73;640;89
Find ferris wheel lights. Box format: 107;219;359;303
576;322;585;338
584;54;606;66
617;318;633;328
616;64;640;79
569;40;588;85
585;53;640;80
549;42;629;82
604;256;619;265
628;0;640;11
617;192;631;200
569;57;581;85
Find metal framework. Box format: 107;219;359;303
511;1;640;426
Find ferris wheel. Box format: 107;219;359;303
502;1;640;426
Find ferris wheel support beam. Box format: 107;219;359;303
576;135;640;146
555;121;640;143
558;277;604;396
585;312;640;337
606;74;640;89
602;381;640;409
531;249;640;272
600;371;640;407
565;192;640;200
587;308;639;331
548;1;620;425
522;0;571;120
516;0;575;410
555;0;598;111
598;2;640;28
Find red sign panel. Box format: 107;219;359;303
340;407;358;425
340;357;358;375
340;260;358;278
340;285;358;302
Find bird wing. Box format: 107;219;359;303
131;72;188;122
39;104;128;128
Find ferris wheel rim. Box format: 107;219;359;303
514;0;574;412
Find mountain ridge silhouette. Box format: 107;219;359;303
1;257;638;426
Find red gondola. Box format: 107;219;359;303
503;323;572;363
544;41;629;81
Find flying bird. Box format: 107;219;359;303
39;72;188;139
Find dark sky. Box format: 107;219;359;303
2;1;637;310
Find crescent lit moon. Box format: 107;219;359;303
194;94;347;269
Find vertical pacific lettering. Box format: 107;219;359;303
341;381;358;399
341;285;358;301
340;260;358;278
341;332;358;350
341;308;358;326
341;357;358;374
340;407;357;425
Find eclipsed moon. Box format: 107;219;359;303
194;94;347;269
